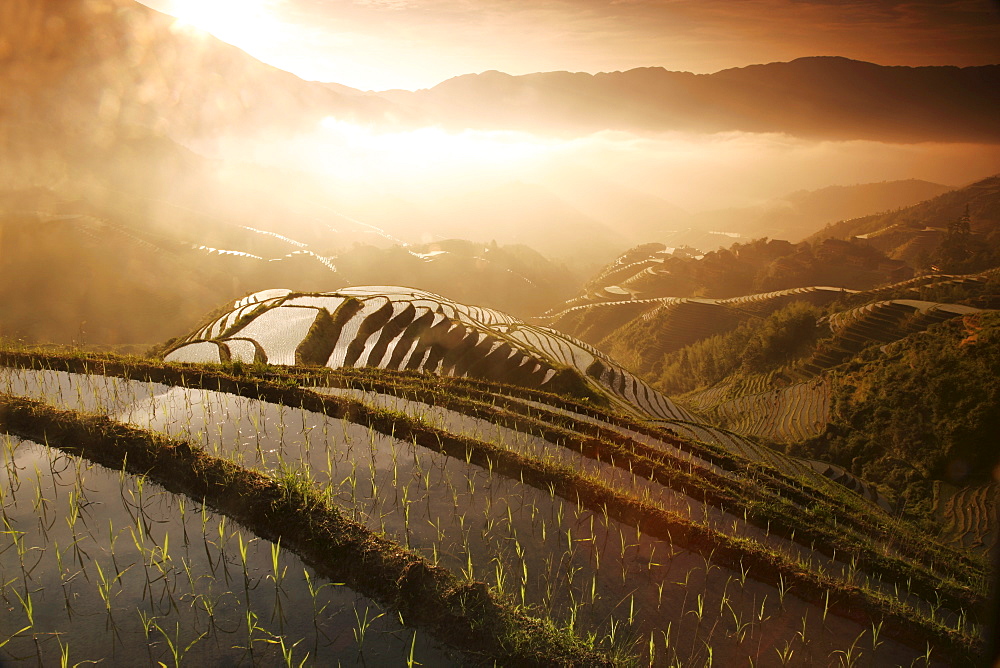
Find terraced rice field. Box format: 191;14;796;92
801;300;984;375
715;286;854;317
689;377;832;444
618;262;672;295
679;374;855;504
232;307;321;366
559;286;851;325
543;286;852;356
933;482;1000;556
825;300;981;333
167;287;693;422
803;460;889;510
864;271;986;297
0;351;989;665
617;299;745;359
193;244;339;274
164;287;894;501
540;298;679;346
0;435;447;665
584;258;664;293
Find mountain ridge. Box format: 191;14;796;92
380;56;1000;141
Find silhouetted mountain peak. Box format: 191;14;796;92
0;0;403;145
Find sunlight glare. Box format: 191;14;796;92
168;0;282;47
316;117;552;182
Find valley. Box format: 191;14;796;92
2;0;998;665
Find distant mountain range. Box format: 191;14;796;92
380;57;1000;142
3;0;999;345
6;1;998;147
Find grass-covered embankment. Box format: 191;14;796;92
0;350;988;662
294;367;985;612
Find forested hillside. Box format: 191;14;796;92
790;311;1000;514
809;175;1000;270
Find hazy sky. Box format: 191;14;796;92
139;0;1000;90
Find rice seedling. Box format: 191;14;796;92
0;349;991;665
0;435;458;665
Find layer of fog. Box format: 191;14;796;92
191;121;1000;256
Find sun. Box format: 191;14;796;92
166;0;281;47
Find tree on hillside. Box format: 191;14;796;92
934;206;972;270
931;204;1000;272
